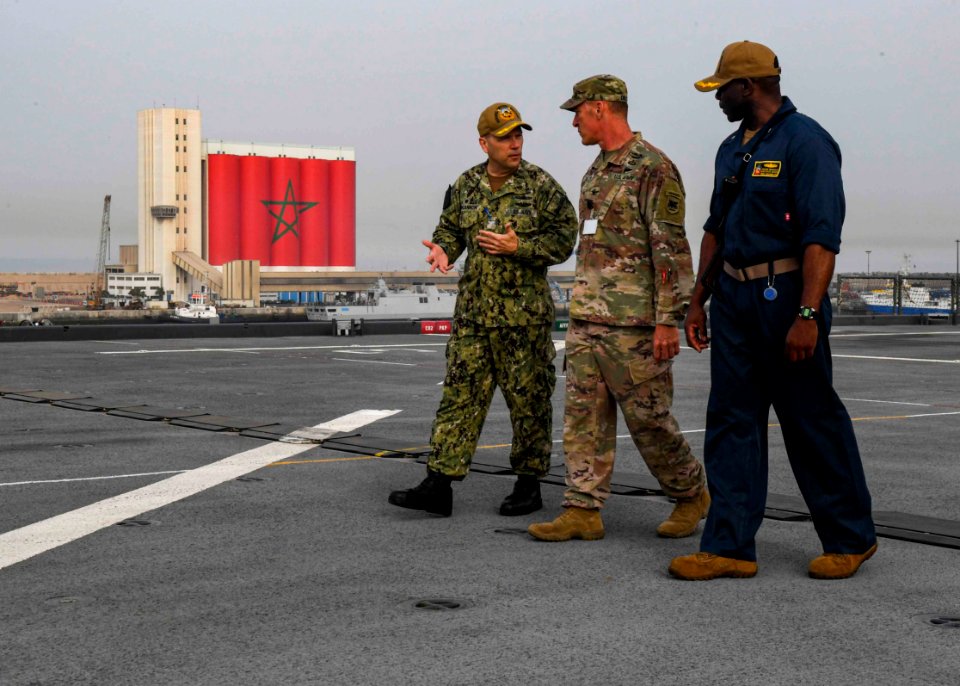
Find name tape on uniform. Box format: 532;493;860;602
752;161;782;178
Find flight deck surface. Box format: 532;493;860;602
1;326;958;685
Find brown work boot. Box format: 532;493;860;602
808;543;878;579
657;488;711;538
527;507;604;541
668;552;758;580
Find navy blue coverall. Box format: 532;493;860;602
700;97;877;561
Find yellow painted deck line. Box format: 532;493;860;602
766;410;960;428
270;409;960;471
270;455;380;466
850;411;960;422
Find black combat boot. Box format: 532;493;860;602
499;474;542;516
388;470;453;517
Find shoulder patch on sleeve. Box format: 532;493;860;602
655;178;685;223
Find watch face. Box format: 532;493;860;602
799;306;816;320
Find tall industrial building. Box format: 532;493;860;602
137;108;203;300
137;107;356;302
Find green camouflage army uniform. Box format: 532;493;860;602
564;132;705;508
428;159;578;478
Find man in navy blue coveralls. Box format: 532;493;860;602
670;41;877;581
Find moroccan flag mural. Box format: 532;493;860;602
207;154;356;268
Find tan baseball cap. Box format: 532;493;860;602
695;40;781;92
477;103;532;137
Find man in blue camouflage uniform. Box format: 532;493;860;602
670;41;877;581
389;102;578;518
529;76;709;543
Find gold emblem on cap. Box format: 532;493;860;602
496;106;517;122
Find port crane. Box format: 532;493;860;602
88;195;111;309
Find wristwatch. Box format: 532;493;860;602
798;305;817;320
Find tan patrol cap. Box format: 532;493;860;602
477;103;532;137
695;40;781;92
560;74;628;111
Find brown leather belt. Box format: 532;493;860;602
723;258;801;282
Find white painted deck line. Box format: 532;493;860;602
0;409;399;572
96;343;448;355
0;471;187;487
835;353;960;364
331;358;416;366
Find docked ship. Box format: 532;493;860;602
172;293;219;321
306;279;456;321
861;285;953;317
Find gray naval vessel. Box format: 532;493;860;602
306;278;456;321
1;319;959;685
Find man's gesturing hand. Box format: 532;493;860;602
422;239;451;273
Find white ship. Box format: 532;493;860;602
861;286;952;316
859;255;953;317
172;293;218;321
306;279;456;321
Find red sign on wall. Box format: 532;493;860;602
207;154;356;268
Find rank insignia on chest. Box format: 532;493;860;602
505;208;537;217
752;161;782;178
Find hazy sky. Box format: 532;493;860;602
2;0;959;275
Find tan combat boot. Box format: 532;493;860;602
668;552;758;580
656;488;711;538
808;543;878;579
527;507;604;541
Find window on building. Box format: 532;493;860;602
175;146;179;152
176;134;179;141
175;118;179;124
176;194;179;201
176;166;179;172
184;166;187;172
184;194;188;201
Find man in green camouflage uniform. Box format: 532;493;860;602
389;102;578;518
529;76;709;542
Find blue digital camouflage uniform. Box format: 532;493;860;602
563;133;705;509
699;97;876;561
428;160;578;478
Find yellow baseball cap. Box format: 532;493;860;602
695;40;781;92
477;103;532;137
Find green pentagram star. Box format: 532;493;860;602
261;180;318;243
